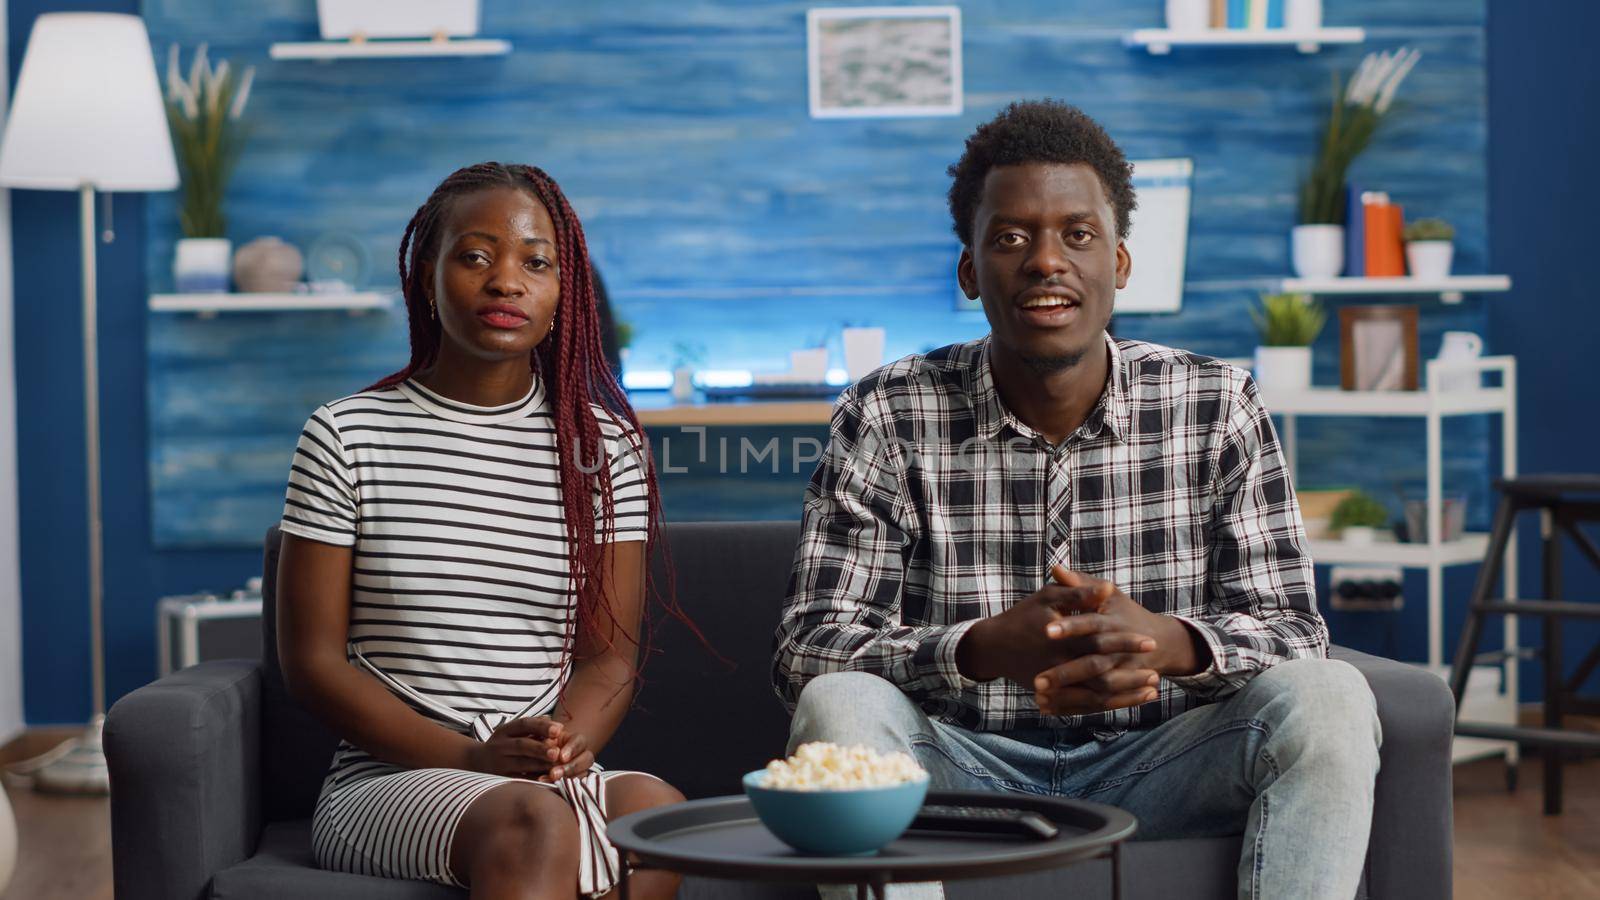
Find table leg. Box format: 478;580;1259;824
871;878;888;900
856;882;868;900
618;863;630;900
1112;843;1123;900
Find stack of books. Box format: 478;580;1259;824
1209;0;1289;29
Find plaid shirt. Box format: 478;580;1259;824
773;334;1326;737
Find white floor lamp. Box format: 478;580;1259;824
0;13;177;793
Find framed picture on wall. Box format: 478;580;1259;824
807;6;962;119
1340;305;1420;391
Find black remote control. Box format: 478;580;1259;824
909;805;1060;840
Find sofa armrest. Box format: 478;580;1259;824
105;660;264;900
1330;646;1453;900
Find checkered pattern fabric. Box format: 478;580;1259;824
773;334;1326;736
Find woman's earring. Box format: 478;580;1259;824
428;295;437;320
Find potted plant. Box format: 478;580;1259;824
1404;218;1455;280
164;45;254;292
1250;292;1325;391
1294;47;1421;279
1331;490;1391;544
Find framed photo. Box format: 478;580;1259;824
1340;305;1420;391
807;6;962;119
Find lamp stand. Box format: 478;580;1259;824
28;185;110;794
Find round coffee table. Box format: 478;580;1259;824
608;789;1137;900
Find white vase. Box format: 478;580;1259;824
174;237;233;293
1291;225;1344;279
1254;345;1313;391
1285;0;1323;30
0;781;15;894
671;366;695;403
789;348;829;383
841;327;886;383
1406;241;1454;280
1165;0;1211;32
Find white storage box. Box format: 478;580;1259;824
316;0;480;40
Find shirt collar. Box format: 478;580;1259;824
970;332;1129;445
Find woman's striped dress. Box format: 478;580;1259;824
279;375;652;895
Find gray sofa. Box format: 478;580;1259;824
106;521;1454;899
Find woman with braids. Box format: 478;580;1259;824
275;162;686;900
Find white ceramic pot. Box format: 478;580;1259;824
841;327;886;383
1406;241;1454;280
0;781;15;894
174;237;233;293
1291;225;1344;279
1341;525;1376;545
1165;0;1211;32
1285;0;1323;30
1254;345;1313;392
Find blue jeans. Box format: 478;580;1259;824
789;658;1381;900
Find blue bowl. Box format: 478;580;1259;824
742;769;930;856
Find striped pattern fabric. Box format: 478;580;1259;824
280;375;650;894
773;335;1326;737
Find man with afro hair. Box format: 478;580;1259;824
777;100;1379;899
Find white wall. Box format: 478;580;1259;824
0;1;24;744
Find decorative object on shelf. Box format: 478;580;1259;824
165;44;255;293
1331;489;1391;544
841;326;886;382
1250;292;1325;391
1404;217;1455;280
0;11;178;795
1340;304;1419;391
1296;487;1355;540
1433;330;1483;393
232;236;305;293
1166;0;1211;32
1284;0;1322;30
316;0;480;40
1401;491;1466;544
1360;192;1406;276
789;346;830;383
305;231;370;292
1294;47;1421;278
670;340;706;403
807;6;962;119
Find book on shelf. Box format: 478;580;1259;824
1227;0;1248;29
1247;0;1269;30
1344;184;1366;277
1267;0;1285;28
1363;193;1407;277
1211;0;1228;28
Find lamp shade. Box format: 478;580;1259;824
0;13;177;191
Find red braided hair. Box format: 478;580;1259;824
365;162;698;675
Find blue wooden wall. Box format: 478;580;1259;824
144;0;1496;547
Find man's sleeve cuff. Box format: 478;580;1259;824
916;619;983;695
1163;615;1232;693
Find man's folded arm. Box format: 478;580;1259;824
1167;371;1328;699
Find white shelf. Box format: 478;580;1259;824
1125;27;1365;55
1280;274;1511;303
269;38;511;60
1310;533;1489;568
149;292;394;316
1261;386;1512;418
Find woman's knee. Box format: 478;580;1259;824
456;784;579;880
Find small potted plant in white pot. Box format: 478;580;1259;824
1251;292;1325;392
1331;490;1391;545
165;45;254;293
1294;48;1421;278
1404;218;1455;280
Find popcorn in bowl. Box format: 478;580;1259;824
756;741;927;791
